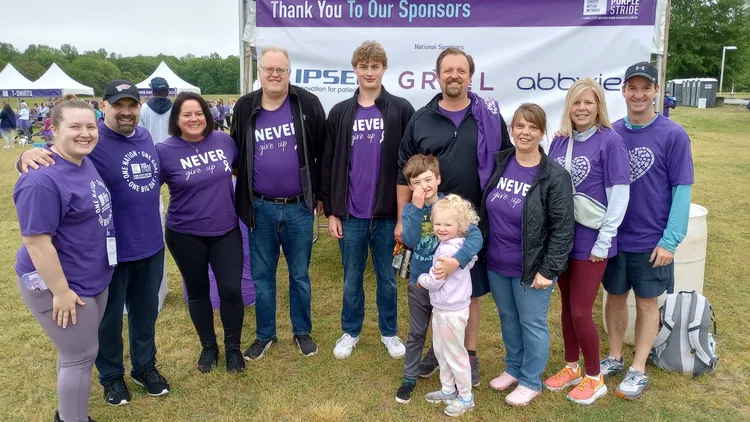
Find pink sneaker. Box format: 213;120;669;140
505;385;540;407
489;372;519;391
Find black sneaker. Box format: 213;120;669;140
244;337;278;361
470;355;480;387
198;342;219;373
54;410;97;422
294;334;318;356
418;348;439;378
395;379;416;404
102;377;131;406
132;367;170;396
226;346;246;373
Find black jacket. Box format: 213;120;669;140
480;147;575;286
321;87;415;218
230;85;326;228
398;93;513;209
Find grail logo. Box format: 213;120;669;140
293;69;357;85
517;73;622;91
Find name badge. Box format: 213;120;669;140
22;271;49;291
107;236;118;267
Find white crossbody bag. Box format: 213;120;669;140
565;138;607;230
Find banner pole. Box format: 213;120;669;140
657;0;671;113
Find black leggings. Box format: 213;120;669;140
165;227;244;347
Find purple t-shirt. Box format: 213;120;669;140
347;104;384;218
90;122;164;262
253;97;303;197
156;131;239;236
14;153;114;297
485;157;539;277
549;128;630;260
439;104;468;128
613;115;694;252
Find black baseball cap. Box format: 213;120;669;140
624;62;659;85
102;80;141;104
149;77;169;93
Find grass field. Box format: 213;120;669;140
1;106;749;421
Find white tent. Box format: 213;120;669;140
137;61;201;96
33;63;95;96
0;63;44;98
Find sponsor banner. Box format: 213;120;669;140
138;88;177;97
0;89;62;97
255;0;657;148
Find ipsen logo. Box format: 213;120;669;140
293;69;358;85
517;73;622;91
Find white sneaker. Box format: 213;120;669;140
333;333;359;359
381;335;406;359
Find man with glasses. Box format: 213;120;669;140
231;46;327;360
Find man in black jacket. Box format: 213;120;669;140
397;48;513;387
321;41;415;360
230;46;326;361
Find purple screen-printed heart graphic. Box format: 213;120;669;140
629;147;655;182
555;156;591;187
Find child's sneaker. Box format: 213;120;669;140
424;389;457;404
418;348;439;378
544;365;582;391
489;371;518;391
444;395;475;417
600;356;625;377
504;385;540;407
568;374;608;405
395;379;416;404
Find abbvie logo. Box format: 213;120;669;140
517;73;622;91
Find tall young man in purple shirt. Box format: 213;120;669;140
231;46;327;360
18;81;170;406
600;62;694;399
321;41;415;360
398;48;513;386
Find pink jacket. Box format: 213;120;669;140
417;238;477;312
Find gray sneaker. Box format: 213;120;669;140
424;389;458;404
615;368;649;400
470;355;480;387
600;356;625;377
444;396;475;417
418;348;439;378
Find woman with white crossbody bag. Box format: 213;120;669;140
544;79;631;405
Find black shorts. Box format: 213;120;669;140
470;251;490;298
602;251;674;299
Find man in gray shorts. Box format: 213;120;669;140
601;62;695;400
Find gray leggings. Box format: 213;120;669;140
18;276;108;422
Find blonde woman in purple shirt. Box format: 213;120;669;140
14;100;113;422
417;194;479;417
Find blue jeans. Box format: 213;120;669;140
488;269;556;391
338;216;398;337
249;198;313;341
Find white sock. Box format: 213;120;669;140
586;374;600;381
567;363;579;372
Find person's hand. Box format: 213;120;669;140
315;201;324;216
590;254;605;263
531;273;553;290
433;257;460;279
649;246;674;268
328;215;343;239
394;220;403;244
553;129;564;138
52;289;85;328
411;186;425;209
20;148;55;173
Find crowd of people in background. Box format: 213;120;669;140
10;42;694;422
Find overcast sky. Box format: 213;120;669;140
2;0;241;57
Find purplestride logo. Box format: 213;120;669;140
121;150;158;193
554;156;591;187
583;0;641;19
90;179;113;228
629;147;655;182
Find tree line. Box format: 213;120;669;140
1;0;748;96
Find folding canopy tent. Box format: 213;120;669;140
0;63;59;98
136;61;201;96
33;63;95;96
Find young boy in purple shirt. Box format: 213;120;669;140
321;41;415;360
600;62;694;400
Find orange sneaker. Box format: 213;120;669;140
567;374;608;405
544;365;582;391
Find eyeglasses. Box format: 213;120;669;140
260;66;291;76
